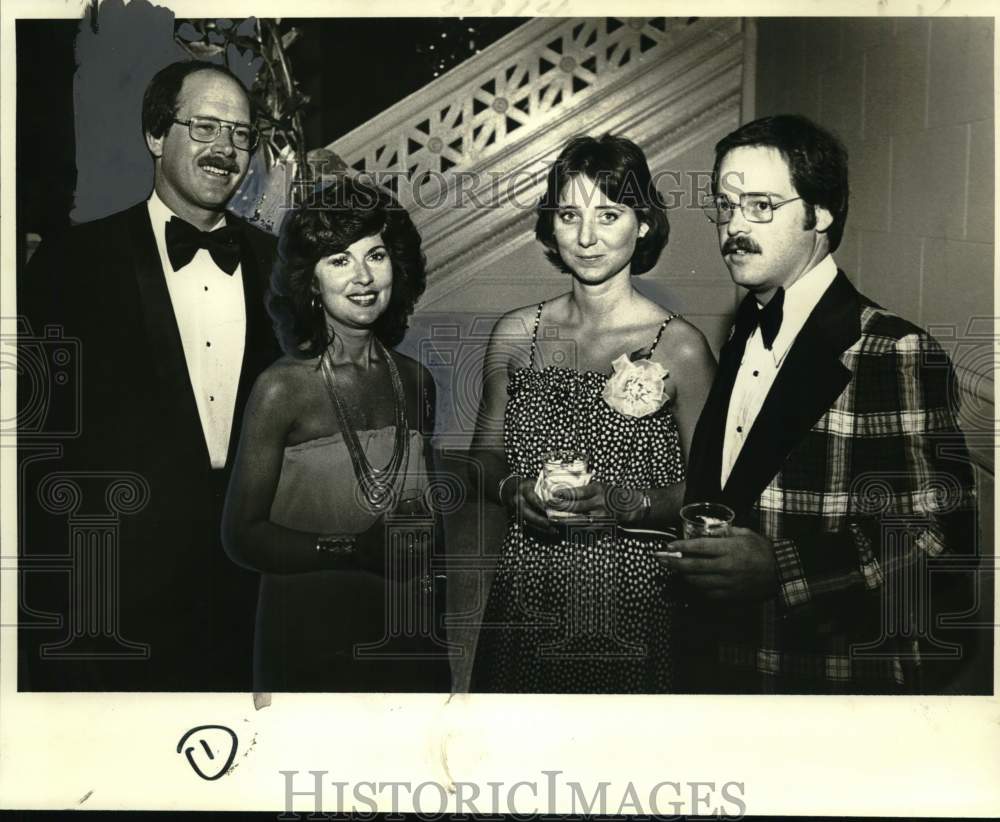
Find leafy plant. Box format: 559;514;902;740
174;17;344;212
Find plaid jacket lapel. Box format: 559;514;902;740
721;271;863;519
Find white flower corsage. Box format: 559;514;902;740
602;353;669;418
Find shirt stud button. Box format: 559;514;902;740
736;426;743;433
753;370;759;377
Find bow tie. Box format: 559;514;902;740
735;287;785;350
165;216;241;275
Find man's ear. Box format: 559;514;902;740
814;205;834;234
145;131;164;160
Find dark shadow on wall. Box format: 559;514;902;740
16;20;78;245
18;7;527;233
70;0;230;223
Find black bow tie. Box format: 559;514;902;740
735;287;785;350
165;216;241;275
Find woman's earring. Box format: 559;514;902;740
311;294;322;312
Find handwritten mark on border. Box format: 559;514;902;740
177;725;238;781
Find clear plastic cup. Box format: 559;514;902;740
537;449;591;520
680;502;735;539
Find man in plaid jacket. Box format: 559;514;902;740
666;115;980;694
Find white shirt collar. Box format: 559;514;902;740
756;254;838;363
147;188;226;233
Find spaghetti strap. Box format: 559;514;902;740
526;302;545;369
649;312;680;355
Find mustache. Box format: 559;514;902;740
722;237;761;255
198;156;240;174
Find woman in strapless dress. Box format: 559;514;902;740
222;175;451;692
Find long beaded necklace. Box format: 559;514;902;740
320;336;410;510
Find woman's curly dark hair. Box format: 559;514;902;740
535;133;669;276
267;176;427;356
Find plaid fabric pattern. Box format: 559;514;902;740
686;296;979;694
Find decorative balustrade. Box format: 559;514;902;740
334;19;673;201
325;17;745;304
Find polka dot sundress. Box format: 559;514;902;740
471;302;686;693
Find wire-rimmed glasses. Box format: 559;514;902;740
702;192;803;224
173;116;259;152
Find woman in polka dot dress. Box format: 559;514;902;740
469;134;716;693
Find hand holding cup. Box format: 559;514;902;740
534;449;592;523
679;502;735;539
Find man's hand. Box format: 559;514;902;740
656;527;778;600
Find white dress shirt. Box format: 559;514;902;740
147;191;246;469
720;254;839;487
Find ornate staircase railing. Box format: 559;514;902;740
325;17;744;306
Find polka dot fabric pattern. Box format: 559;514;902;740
472;330;686;693
504;367;685;491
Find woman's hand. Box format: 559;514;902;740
548;483;648;524
502;476;556;534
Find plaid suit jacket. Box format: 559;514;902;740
681;271;979;694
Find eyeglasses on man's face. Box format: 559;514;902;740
173;116;259;151
702;192;803;225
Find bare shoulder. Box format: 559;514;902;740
388;349;434;391
490;299;552;340
250;355;318;409
660;315;712;352
653;316;716;370
386;349;437;433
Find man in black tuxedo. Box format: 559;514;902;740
18;61;279;690
664;115;979;694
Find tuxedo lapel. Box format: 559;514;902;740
685;297;755;503
126;204;211;470
721;271;862;517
